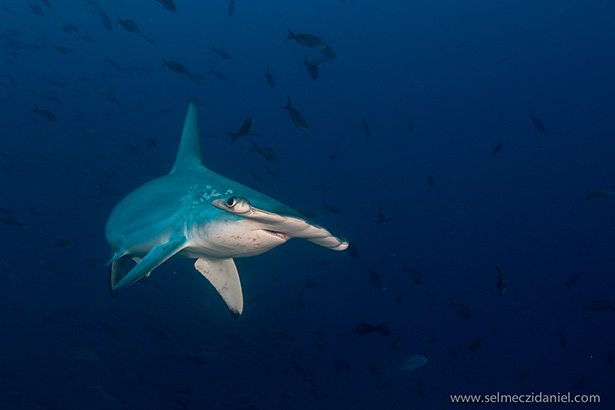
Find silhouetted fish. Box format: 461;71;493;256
212;45;232;60
225;117;254;144
298;55;320;79
582;188;615;201
584;300;614;313
249;142;277;161
329;145;339;161
354;322;390;337
156;0;177;12
494;263;505;295
262;66;275;87
117;16;140;33
209;67;228;82
360;117;372;136
31;105;56;121
407;120;415;133
374;202;391;225
281;95;308;131
321;45;337;60
228;0;235;17
285;27;326;49
402;266;423;285
556;328;567;347
161;58;188;74
565;273;579;287
446;301;471;319
530;114;547;135
428;175;435;188
368;268;386;290
323;201;342;215
466;338;481;352
53;45;73;54
492;140;503;157
347;242;359;259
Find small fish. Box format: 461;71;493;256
407;120;415;133
161;58;189;74
360;117;372;136
262;66;275;87
285;27;326;49
106;56;132;74
28;3;43;15
250;169;264;183
347;242;359;260
582;188;615;201
530;114;548;135
31;105;57;121
209;67;228;82
321;44;337;60
374;202;391;225
329;145;339;161
61;23;79;33
402;355;428;372
298;56;320;80
228;0;235;17
78;34;95;43
100;13;113;32
334;357;351;374
368;268;386;290
1;215;25;230
53;45;73;54
565;273;579;287
492;140;503;157
212;45;232;60
402;266;423;285
156;0;177;12
424;331;436;344
584;300;614;313
517;370;530;382
390;335;402;351
353;322;390;337
323;201;342;215
466;338;481;352
117;16;140;33
249;142;277;162
366;363;381;375
138;88;154;99
446;301;472;319
556;328;567;347
281;95;308;131
40;0;52;10
225;117;254;144
428;175;435;188
494;263;505;295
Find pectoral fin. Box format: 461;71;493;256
194;257;243;318
112;236;186;291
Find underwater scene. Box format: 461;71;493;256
1;0;614;408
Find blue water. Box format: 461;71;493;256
1;0;614;408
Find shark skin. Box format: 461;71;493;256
105;103;348;317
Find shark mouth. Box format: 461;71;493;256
261;229;289;241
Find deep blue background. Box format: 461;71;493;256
1;0;614;408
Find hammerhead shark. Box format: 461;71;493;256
105;104;348;317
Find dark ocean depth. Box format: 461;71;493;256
1;0;614;409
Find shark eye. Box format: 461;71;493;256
226;196;237;207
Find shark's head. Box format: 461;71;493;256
201;195;347;255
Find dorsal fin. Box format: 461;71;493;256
171;103;203;173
